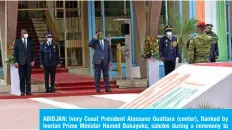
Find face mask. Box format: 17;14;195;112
47;38;52;42
166;31;172;36
23;34;28;39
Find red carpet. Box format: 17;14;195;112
0;88;144;100
0;72;145;99
31;72;145;98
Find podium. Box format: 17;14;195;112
147;58;159;87
10;64;20;96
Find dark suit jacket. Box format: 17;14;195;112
13;38;36;65
88;38;112;65
159;36;179;61
40;42;60;67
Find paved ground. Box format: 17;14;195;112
0;93;138;129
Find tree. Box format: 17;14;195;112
169;11;198;62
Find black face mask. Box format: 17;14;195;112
206;31;212;35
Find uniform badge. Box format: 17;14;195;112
172;41;177;47
53;45;56;52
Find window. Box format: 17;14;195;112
95;1;101;17
105;1;126;17
54;1;80;18
95;1;130;17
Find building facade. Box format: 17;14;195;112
0;1;231;85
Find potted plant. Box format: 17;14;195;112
5;41;21;95
142;36;160;87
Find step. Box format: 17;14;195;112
32;21;45;24
56;80;117;87
37;35;47;39
17;25;34;28
16;28;36;32
18;21;33;24
35;30;47;35
56;85;119;91
32;65;66;69
16;32;36;36
56;88;145;95
32;68;68;74
31;19;44;21
33;24;47;28
17;23;33;26
34;27;48;31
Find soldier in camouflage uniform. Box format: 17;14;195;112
186;34;196;50
188;22;216;64
205;24;219;62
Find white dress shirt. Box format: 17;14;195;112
99;39;104;48
22;38;27;48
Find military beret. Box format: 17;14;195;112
45;32;52;38
197;22;205;27
164;25;173;32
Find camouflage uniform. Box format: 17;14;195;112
205;24;219;62
188;33;214;64
186;34;196;50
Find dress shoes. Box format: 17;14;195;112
50;89;56;93
20;93;25;96
105;88;112;92
96;87;101;93
26;92;32;96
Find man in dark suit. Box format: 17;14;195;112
88;30;112;93
40;33;61;93
13;29;35;96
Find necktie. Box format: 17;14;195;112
23;39;27;49
100;40;104;50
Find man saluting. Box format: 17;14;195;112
88;30;112;93
40;33;61;93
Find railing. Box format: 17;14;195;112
40;1;60;42
116;43;122;80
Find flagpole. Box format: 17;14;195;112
108;34;113;81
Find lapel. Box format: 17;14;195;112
103;39;107;52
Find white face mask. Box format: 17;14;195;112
47;38;53;42
166;31;172;36
23;34;29;39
